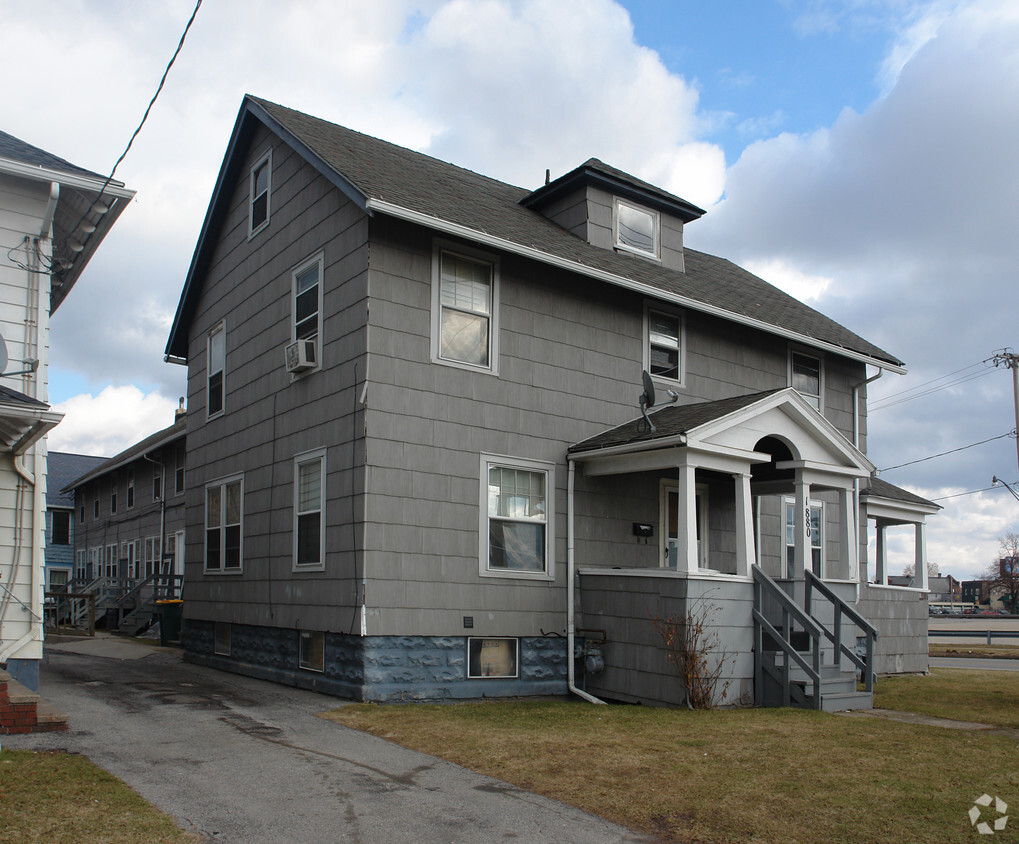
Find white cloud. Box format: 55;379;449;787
48;387;180;457
742;258;832;302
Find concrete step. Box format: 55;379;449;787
1;668;68;734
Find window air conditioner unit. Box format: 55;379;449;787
285;338;317;373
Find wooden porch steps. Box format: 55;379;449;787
0;669;68;734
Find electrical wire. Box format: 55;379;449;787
870;365;996;412
879;430;1017;472
56;0;203;262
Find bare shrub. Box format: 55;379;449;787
651;597;735;710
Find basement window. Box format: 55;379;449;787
299;630;325;672
214;623;231;656
467;637;519;679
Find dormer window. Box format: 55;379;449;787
615;199;659;259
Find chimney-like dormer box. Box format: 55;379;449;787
521;159;705;273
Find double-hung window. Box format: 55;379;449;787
51;510;70;546
175;444;186;495
615;199;660;259
127;469;135;509
481;456;553;578
293;253;322;335
790;350;823;411
644;305;684;385
205;476;243;573
208;322;225;418
433;246;498;371
249;150;271;236
294;450;325;570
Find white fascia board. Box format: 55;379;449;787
0;157;135;199
367;198;907;375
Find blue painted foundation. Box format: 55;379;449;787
183;620;569;701
4;658;40;692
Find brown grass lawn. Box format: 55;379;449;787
324;672;1019;843
0;749;196;844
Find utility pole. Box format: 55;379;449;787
990;349;1019;478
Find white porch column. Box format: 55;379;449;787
676;463;699;574
793;476;811;575
915;522;929;590
874;524;887;585
838;485;858;582
734;472;754;577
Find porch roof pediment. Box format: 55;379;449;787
569;388;874;479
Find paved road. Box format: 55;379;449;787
929;656;1019;671
7;641;647;844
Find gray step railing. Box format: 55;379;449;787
804;570;878;693
752;566;825;709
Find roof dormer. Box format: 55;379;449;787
521;159;705;273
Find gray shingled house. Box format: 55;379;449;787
164;95;938;708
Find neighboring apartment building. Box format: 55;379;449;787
45;452;106;591
163;96;938;708
0;129;132;689
67;411;187;588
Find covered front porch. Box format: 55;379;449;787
566;388;883;710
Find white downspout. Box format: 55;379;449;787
567;458;606;705
853;368;884;594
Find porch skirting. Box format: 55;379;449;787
182;619;569;701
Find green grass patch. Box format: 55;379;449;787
930;642;1019;658
0;749;196;843
875;668;1019;728
324;691;1019;843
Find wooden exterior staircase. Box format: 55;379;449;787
0;669;67;735
753;566;877;712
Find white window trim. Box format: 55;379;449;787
290;252;324;376
248;148;271;238
660;479;709;570
467;637;520;679
643;302;686;389
783;496;825;578
614;198;661;261
293;448;326;571
204;473;244;575
788;347;824;413
479;454;555;581
207;320;226;420
431;240;500;375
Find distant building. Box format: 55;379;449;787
45;452;107;591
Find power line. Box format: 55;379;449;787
56;0;203;268
933;482;1019;503
879;430;1017;472
871;360;987;404
870;366;995;412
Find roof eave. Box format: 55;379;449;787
367;198;906;374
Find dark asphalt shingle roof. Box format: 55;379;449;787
569;390;782;454
861;476;940;509
0;128;105;181
63;416;186;492
0;384;49;408
166;95;902;369
47;452;108;508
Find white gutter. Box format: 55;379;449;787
567;459;606;705
0;156;133;198
366;198;907;375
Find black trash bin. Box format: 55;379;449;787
156;599;183;646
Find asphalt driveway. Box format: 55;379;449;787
7;638;647;843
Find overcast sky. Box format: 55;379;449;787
2;0;1016;579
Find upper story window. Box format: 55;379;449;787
790;350;823;411
205;475;243;573
153;464;162;501
208;321;226;419
126;469;135;509
110;477;118;514
292;253;323;364
175;444;186;495
481;455;553;579
51;510;70;546
294;450;326;570
644;305;685;386
433;245;499;372
615;199;660;260
79;501;85;524
249;150;271;236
